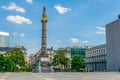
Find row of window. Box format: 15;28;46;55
71;51;85;53
86;55;106;62
71;48;86;51
86;48;106;57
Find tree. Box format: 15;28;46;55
4;57;14;72
0;54;5;72
53;49;70;71
71;55;85;71
5;48;26;72
0;54;14;72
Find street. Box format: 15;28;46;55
0;72;120;80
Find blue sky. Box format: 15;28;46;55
0;0;120;55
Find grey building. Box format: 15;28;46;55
0;46;27;62
0;47;13;54
0;31;9;47
85;44;106;71
106;16;120;71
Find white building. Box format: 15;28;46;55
0;31;9;47
85;44;107;71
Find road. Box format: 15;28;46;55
0;72;120;80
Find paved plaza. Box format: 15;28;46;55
0;72;120;80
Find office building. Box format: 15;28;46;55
70;46;87;59
85;44;106;71
106;16;120;71
0;31;9;47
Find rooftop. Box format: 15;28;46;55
0;31;9;36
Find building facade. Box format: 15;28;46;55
0;46;27;62
0;31;9;47
70;46;86;59
0;47;13;54
85;44;106;71
66;47;71;59
29;54;36;68
47;47;54;63
106;16;120;71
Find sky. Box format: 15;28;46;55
0;0;120;55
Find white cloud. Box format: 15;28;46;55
2;2;25;13
26;0;33;4
20;33;25;37
80;40;88;43
54;4;71;14
13;32;25;37
96;31;105;34
70;38;88;44
70;38;79;43
6;15;32;24
13;32;18;36
96;27;105;31
96;27;105;35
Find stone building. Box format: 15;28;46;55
0;46;27;62
85;44;107;71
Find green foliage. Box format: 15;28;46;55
0;48;32;72
0;54;5;72
5;48;26;72
4;57;14;72
4;48;32;72
53;49;70;71
79;68;87;72
71;55;85;72
63;68;71;72
25;67;33;72
0;54;14;72
53;68;61;72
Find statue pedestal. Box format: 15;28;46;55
40;57;50;72
41;66;50;72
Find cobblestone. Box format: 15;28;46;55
0;72;120;80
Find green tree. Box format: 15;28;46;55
0;54;14;72
53;49;70;71
4;57;14;72
0;54;5;72
71;55;85;71
5;48;26;72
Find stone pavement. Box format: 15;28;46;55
0;72;120;80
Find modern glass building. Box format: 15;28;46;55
0;31;9;47
70;47;86;59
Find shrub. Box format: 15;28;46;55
53;68;61;72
